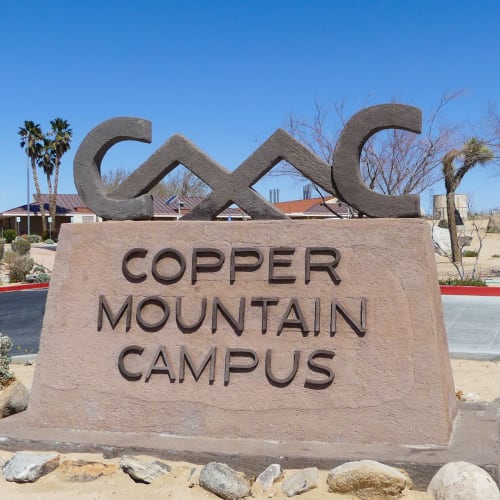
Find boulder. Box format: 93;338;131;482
199;462;251;499
487;214;500;233
57;459;117;482
2;451;60;483
427;461;499;499
119;455;171;483
432;226;451;255
281;467;319;497
255;463;282;491
0;380;29;417
327;460;412;499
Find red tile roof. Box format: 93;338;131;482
1;194;353;219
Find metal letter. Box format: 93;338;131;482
250;297;279;333
122;248;148;283
277;298;310;335
136;296;170;332
179;346;216;383
152;248;186;284
224;348;259;385
305;349;335;388
230;247;263;283
144;345;176;382
192;248;225;283
98;295;132;331
305;247;341;284
269;247;296;283
332;104;421;217
265;349;300;386
118;345;144;381
176;297;207;332
212;297;245;335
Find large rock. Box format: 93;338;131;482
255;463;282;491
57;459;117;482
2;451;60;483
327;460;412;499
119;455;171;483
487;214;500;233
0;380;29;417
427;461;500;499
199;462;251;499
432;226;451;255
281;467;319;497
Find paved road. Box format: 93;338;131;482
442;295;500;360
0;290;499;360
0;289;47;354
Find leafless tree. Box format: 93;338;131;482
279;93;462;197
485;102;500;168
102;166;208;197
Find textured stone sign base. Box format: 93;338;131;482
0;403;497;488
10;219;458;446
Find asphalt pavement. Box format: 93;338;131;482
0;289;499;360
0;289;47;354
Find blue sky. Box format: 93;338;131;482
1;0;499;214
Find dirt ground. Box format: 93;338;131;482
430;218;500;281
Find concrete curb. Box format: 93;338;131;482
11;354;37;365
0;283;49;293
440;285;500;296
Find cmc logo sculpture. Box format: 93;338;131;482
74;104;421;220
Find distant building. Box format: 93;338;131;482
0;194;354;237
433;194;468;221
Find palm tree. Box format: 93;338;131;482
18;121;47;235
47;118;72;224
442;138;493;263
37;138;56;222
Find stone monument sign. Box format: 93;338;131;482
2;105;457;452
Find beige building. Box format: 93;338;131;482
433;194;468;221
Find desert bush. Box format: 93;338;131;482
26;265;51;283
3;229;16;243
9;256;34;283
437;219;448;229
11;239;31;256
28;234;42;243
439;275;487;286
462;249;478;257
44;239;55;245
0;335;14;382
3;251;18;266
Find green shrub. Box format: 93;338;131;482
0;335;14;383
3;229;16;243
437;219;448;229
26;265;51;283
462;249;478;257
11;239;31;256
44;239;55;245
439;276;487;286
28;234;42;244
9;256;34;283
